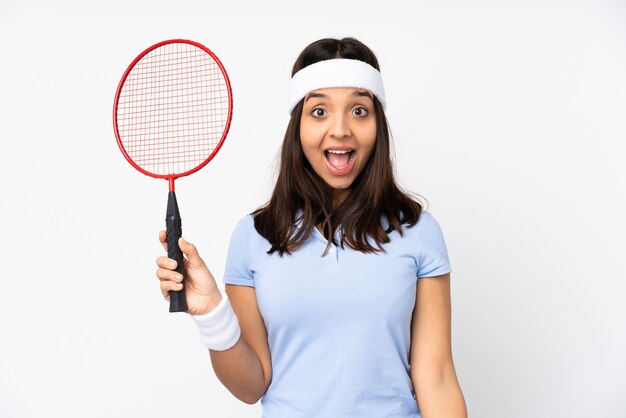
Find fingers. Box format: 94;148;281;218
156;255;177;270
177;237;205;267
159;230;167;252
156;265;183;282
156;234;204;302
156;257;184;301
159;232;201;266
159;276;184;300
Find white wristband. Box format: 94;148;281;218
191;289;241;351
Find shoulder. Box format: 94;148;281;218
414;211;451;277
237;213;255;229
223;214;262;284
400;210;444;236
231;213;256;236
229;213;272;252
415;210;442;231
415;210;448;244
226;214;259;252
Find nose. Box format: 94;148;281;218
329;114;351;138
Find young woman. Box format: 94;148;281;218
156;37;467;418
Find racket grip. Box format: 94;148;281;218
166;191;188;313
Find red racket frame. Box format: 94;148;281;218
112;39;233;313
112;39;233;192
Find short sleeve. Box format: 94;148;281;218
222;215;255;287
416;211;452;279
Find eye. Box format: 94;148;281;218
311;107;326;117
352;106;369;117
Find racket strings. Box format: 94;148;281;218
116;42;230;176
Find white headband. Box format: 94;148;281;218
287;58;386;115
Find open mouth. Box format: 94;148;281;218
324;149;356;169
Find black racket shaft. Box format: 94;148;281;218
166;192;188;312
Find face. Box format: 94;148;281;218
300;87;377;197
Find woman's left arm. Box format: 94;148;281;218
410;273;468;418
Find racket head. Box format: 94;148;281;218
113;39;233;181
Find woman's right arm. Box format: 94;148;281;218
209;284;272;404
156;232;272;404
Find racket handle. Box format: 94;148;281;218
166;191;188;313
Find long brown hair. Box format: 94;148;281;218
252;37;426;256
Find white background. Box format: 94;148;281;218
1;0;625;417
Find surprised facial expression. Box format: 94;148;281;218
300;87;377;193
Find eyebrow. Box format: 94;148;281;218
304;90;373;102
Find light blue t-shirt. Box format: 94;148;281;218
222;210;451;418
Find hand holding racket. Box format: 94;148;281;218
113;39;232;312
155;233;222;315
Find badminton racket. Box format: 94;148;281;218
113;39;233;312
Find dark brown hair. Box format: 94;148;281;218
252;37;425;256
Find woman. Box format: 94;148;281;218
156;37;467;418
